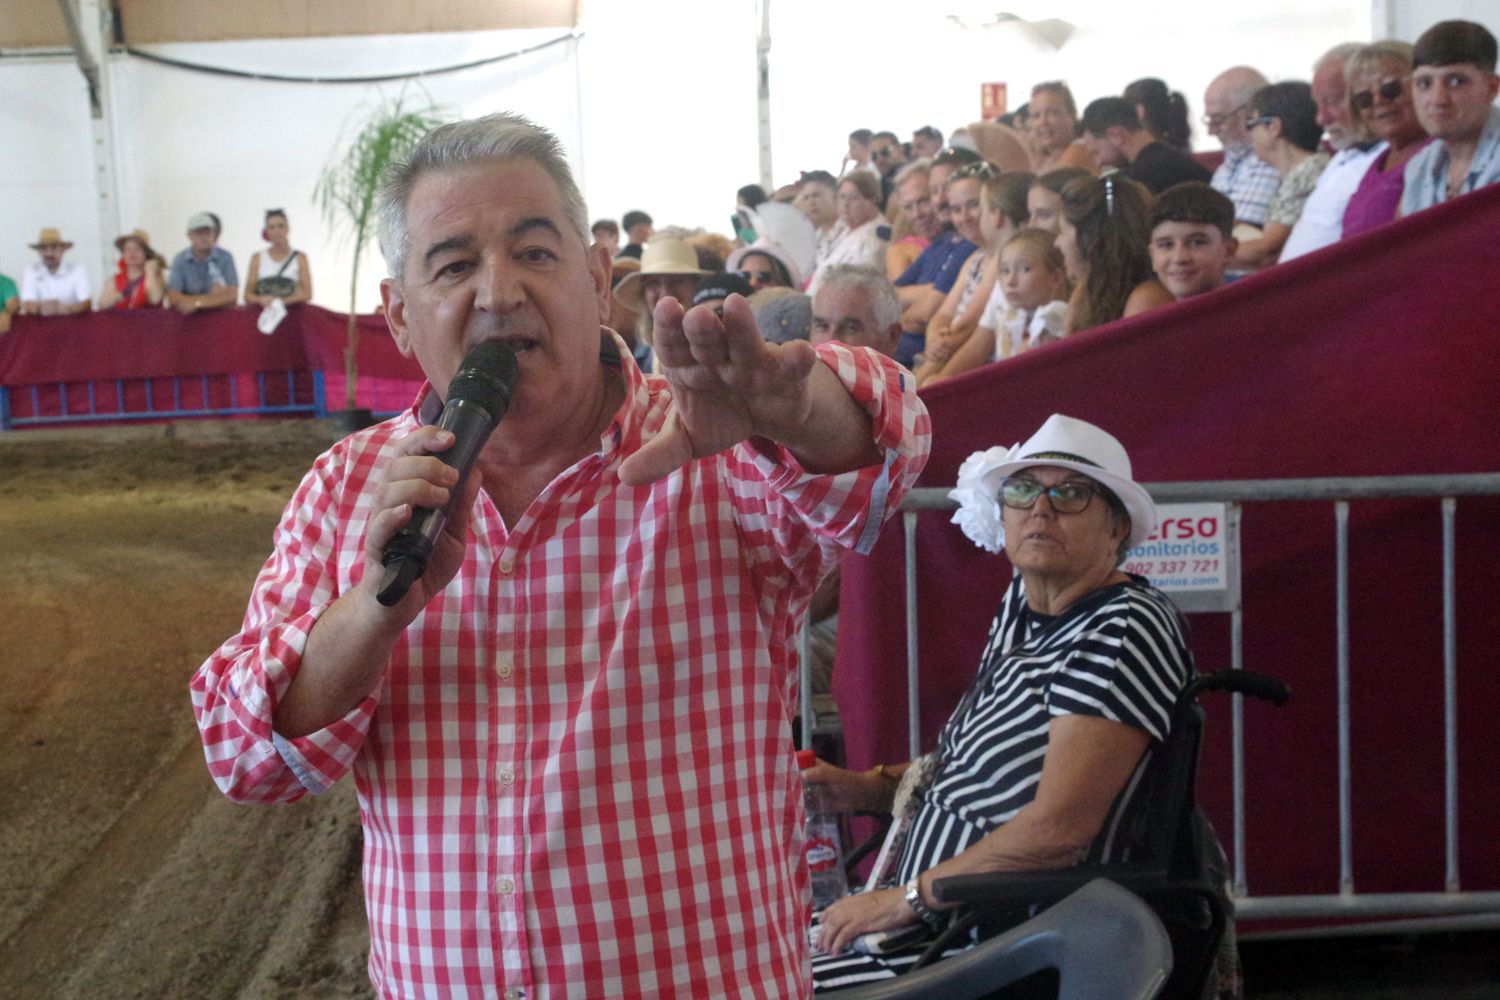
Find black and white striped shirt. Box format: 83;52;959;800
894;573;1193;883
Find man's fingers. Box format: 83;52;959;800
650;296;694;366
617;412;695;487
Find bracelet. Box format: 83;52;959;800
904;877;944;931
872;763;899;785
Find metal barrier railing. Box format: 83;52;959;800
0;370;325;429
860;472;1500;931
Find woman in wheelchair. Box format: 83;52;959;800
806;414;1194;991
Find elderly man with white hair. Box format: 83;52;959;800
1204;66;1283;230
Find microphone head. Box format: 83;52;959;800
447;340;520;421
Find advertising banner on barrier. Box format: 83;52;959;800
1122;502;1240;613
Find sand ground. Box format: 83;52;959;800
0;420;373;999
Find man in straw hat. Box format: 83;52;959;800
21;228;92;316
192;111;930;998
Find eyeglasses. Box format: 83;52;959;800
998;476;1103;514
738;269;775;284
1246;115;1278;130
1351;76;1408;110
1200;105;1247;129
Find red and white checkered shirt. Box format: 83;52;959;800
191;333;930;999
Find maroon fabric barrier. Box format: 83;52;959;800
835;185;1500;906
0;304;425;420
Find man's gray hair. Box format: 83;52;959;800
815;264;902;332
1314;42;1365;73
893;157;933;189
376;112;588;282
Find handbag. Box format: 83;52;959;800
254;251;298;298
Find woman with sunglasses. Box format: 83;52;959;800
805;414;1205;992
1342;41;1432;238
1234;82;1329;269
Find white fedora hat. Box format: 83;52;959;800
949;413;1157;554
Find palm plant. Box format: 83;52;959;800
316;93;446;414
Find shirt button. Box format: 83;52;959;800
499;558;514;574
503;989;525;1000
496;661;513;679
498;767;515;785
496;877;515;895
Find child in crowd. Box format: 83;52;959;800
1057;173;1174;333
914;167;1033;384
1149;182;1239;300
924;228;1070;385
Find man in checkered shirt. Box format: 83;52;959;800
192;112;930;999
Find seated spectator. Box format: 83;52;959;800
245;209;312;307
1204;67;1281;233
99;228;165;310
727;242;800;294
1026;166;1094;234
1029;82;1098;173
892;147;983;364
613;238;707;316
690;271;755;317
737;184;769;210
1281;44;1386;261
20;228;91;316
914;167;1033;385
591;218;621;257
795;170;842;264
1401;20;1500;215
1150;183;1239;300
167;212;238;314
750;287;812;345
843;128;875;177
1124;77;1193;150
1342;42;1432;239
1057;175;1174;333
607;257;648;371
618;209;653;259
810;264;902;357
927;228;1070;385
1234;82;1329;269
1081;97;1213;193
912;125;944;159
0;268;18;334
807;414;1194;989
869;130;908;205
884;160;942;280
807;172;890;295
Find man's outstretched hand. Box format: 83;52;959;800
619;294;831;486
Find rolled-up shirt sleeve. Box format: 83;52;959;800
190;444;381;802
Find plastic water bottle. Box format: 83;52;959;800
796;749;848;911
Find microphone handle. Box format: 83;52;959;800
375;398;498;606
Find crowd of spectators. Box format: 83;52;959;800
1;208;313;332
573;18;1499;402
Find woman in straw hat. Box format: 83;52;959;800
99;229;166;310
803;414;1206;991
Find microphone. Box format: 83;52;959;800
375;340;520;607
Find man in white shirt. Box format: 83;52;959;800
20;228;92;316
1281;44;1388;262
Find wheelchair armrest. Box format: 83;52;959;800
932;863;1167;908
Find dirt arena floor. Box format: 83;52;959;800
0;420;373;999
3;418;1496;999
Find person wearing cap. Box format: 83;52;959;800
804;414;1195;988
99;229;166;310
690;270;754;317
20;228;92;316
167;211;239;314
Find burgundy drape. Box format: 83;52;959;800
835;185;1500;908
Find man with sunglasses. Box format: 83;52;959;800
1400;20;1500;216
1203;66;1281;233
869;131;908;208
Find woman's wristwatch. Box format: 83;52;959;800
904;877;944;931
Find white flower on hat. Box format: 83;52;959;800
948;444;1019;553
